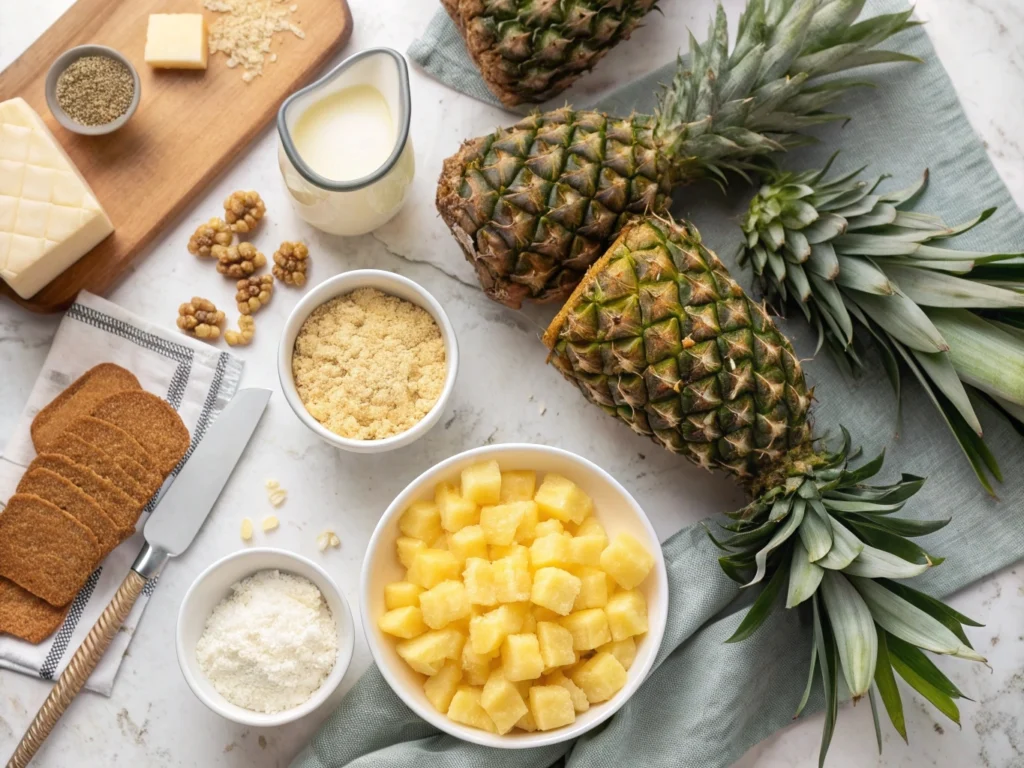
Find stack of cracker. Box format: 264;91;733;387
0;364;189;644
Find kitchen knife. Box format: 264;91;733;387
8;388;271;768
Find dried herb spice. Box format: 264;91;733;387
55;56;134;126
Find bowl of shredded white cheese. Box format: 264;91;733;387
176;548;354;726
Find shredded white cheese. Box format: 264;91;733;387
196;570;338;713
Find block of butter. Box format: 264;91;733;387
144;14;208;70
0;98;114;300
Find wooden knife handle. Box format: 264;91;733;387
7;570;147;768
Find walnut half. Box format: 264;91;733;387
187;217;232;258
214;242;266;278
236;274;274;315
177;297;225;340
225;315;256;347
224;190;266;234
272;241;310;286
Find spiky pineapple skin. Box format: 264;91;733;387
437;108;671;309
442;0;658;107
543;217;812;486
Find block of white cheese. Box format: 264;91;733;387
0;98;114;299
144;14;208;70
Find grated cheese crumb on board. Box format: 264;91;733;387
204;0;306;83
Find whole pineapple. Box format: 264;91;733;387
544;217;985;764
443;0;658;107
437;0;919;308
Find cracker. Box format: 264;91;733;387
91;391;190;475
0;577;68;644
47;433;148;504
0;494;100;607
27;454;142;533
18;468;125;556
63;417;164;499
31;363;141;452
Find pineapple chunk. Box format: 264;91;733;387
378;606;427;639
448;525;488;563
568;535;606;567
399;500;443;543
492;556;532;603
408;549;462;589
480;502;529;546
536;621;576;669
461;461;502;505
560;609;611;651
575;517;607;542
534;474;592;524
531;567;582;615
514;500;539;543
489;543;529;566
396;536;427;569
530;533;570;570
520;610;537;634
533;605;560;623
470;604;525;655
528;685;575;731
384;581;424;610
396;628;466;675
600;533;654;589
435;482;479;532
463;558;497;606
516;709;538;732
500;470;536;502
605;590;648;641
544;670;589;713
599;637;637;671
461;642;495;686
419;580;471;629
430;533;450;550
573;567;609;610
533;519;564;538
501;633;544;682
481;669;529;734
571;652;627;703
423;660;463;713
447;686;497;732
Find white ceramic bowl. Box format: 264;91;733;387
176;548;355;727
278;269;459;453
361;443;668;749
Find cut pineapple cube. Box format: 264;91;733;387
489;543;529;566
528;685;575;731
530;533;570;570
573;567;609;610
492;556;532;603
399;501;443;543
531;567;582;616
463;558;497;606
396;536;427;569
470;604;525;655
480;502;529;546
568;535;606;567
533;519;564;538
448;525;488;563
461;642;495;686
544;670;589;713
560;609;611;651
520;610;537;634
532;605;561;623
605;589;648;641
599;637;637;670
481;669;529;734
516;709;538;732
384;581;424;610
571;652;627;703
408;549;462;589
501;633;544;681
378;606;427;639
461;461;502;505
500;470;536;502
514;500;539;543
536;621;576;669
419;580;471;629
447;686;497;732
600;533;654;589
534;474;592;524
423;660;463;713
396;628;465;675
575;517;607;542
436;482;479;532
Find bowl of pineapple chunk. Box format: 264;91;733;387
361;444;667;747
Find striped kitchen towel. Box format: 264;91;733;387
0;291;242;696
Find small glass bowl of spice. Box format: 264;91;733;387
45;45;140;135
279;270;459;453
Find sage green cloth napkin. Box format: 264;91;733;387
293;3;1024;766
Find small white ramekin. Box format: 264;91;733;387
278;269;459;453
176;548;355;727
361;443;669;749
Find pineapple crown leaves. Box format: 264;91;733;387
739;156;1024;494
707;427;986;765
653;0;919;186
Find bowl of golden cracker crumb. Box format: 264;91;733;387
279;269;458;453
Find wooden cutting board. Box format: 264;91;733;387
0;0;352;312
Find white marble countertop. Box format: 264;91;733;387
2;1;1023;766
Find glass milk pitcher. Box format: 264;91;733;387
277;48;414;236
